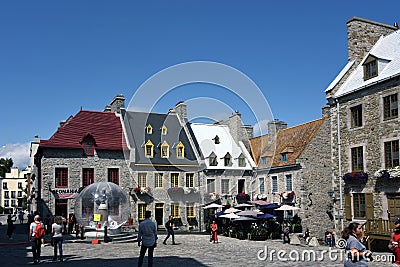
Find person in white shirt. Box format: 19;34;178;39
52;216;65;262
29;215;45;264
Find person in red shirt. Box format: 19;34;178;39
389;217;400;265
210;221;218;244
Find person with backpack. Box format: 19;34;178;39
163;215;176;245
29;215;46;264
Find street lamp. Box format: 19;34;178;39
47;181;52;214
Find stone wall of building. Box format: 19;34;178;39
347;17;397;66
297;117;333;239
40;148;131;217
329;79;400;225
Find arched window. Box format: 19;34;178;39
81;134;96;156
146;124;153;134
145;140;154;158
161;125;168;135
176;141;185;158
161;141;169;158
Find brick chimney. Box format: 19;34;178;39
268;119;287;142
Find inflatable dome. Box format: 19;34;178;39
74;182;130;229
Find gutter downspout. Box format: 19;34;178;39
336;99;344;231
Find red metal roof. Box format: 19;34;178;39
40;110;124;150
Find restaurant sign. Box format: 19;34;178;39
51;188;80;199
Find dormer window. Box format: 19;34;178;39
224;152;232;166
161;141;169;158
363;56;378;80
176;141;185;158
146;124;153;134
212;135;220;144
238;153;246;167
209;152;218;166
81;134;95;156
280;153;288;162
145;140;154;158
161;125;168;135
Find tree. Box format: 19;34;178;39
0;158;13;178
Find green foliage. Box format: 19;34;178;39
0;206;4;214
0;158;13;178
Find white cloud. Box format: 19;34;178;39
0;142;30;169
253;119;270;137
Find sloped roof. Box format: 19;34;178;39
334;30;400;97
40;110;124;150
250;118;326;168
121;110;199;166
190;123;255;170
271;117;326;168
248;134;270;165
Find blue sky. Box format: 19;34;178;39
1;0;400;168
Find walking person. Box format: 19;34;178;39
342;222;372;266
6;214;16;240
137;210;157;267
210;220;218;244
163;215;176;245
18;210;24;224
52;216;65;262
389;217;400;265
29;215;45;264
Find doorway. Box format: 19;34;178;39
155;203;164;226
238;179;245;194
55;199;68;218
387;194;400;220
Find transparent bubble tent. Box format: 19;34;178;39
74;182;130;231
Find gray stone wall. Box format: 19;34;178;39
329;80;400;225
297;117;333;239
347;17;397;66
40;148;131;216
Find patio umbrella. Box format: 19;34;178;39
257;213;277;219
203;203;223;209
259;203;280;209
224;207;241;213
233;216;257;221
214;211;226;217
250;200;270;206
237;210;263;217
234;203;254;208
275;204;300;211
219;213;240;219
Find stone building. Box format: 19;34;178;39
120;103;203;230
190;120;256;222
325;17;400;248
31;96;131;218
249;116;332;240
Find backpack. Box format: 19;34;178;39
34;222;46;238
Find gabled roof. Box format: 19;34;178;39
121;110;199;166
333;30;400;97
40;110;124;150
190;123;255;170
248;134;270;165
250;117;326;168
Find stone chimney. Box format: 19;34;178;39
268;119;287;142
105;94;125;114
172;101;188;123
347;17;397;66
